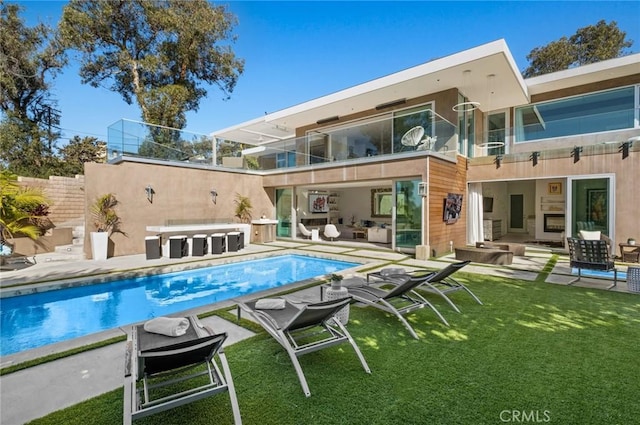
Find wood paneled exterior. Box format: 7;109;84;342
427;156;468;256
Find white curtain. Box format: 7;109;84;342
467;183;484;244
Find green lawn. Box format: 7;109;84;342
28;274;640;425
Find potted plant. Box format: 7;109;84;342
330;273;343;289
628;238;636;245
234;193;253;223
90;193;124;260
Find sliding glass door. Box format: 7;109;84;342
275;188;292;237
394;180;422;249
570;177;611;237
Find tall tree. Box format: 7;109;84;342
0;0;67;177
59;0;244;130
58;135;106;175
523;20;633;78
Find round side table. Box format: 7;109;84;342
325;285;350;325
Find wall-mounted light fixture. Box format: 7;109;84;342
571;146;583;163
210;189;218;204
530;151;540;167
145;185;154;203
375;98;407;110
494;155;503;169
621;136;639;159
418;182;428;197
316;115;340;125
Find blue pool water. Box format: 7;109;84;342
0;254;357;356
571;268;626;280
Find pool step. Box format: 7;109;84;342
53;244;86;261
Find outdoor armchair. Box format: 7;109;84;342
567;237;617;288
237;297;371;397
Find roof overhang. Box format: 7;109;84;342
212;39;529;145
525;53;640;97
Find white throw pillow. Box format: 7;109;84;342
579;230;601;240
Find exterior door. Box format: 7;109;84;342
275;188;292;237
509;194;524;232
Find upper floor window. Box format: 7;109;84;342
514;86;636;143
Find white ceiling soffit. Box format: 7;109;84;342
525;53;640;96
213;39;529;145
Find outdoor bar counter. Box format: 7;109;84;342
146;223;251;256
250;219;279;243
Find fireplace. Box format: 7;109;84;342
544;214;565;233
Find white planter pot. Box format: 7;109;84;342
90;232;109;261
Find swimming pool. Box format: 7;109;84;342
0;254;358;356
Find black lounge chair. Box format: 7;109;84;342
567;237;617;288
368;261;483;313
123;316;242;424
237;297;371;397
0;242;36;271
347;273;451;339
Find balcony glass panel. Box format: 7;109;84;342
107;119;215;163
107;105;456;170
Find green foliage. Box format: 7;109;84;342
90;193;124;236
58;135;106;175
0;1;67;178
59;0;244;130
234;193;252;223
523;20;633;77
0;170;50;243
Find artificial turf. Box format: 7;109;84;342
27;273;640;425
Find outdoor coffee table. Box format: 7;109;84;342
619;243;640;263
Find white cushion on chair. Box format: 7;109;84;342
579;230;601;240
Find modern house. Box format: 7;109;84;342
95;39;639;259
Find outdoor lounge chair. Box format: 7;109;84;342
368;261;483;313
123;316;242;425
237;297;371;397
0;242;36;271
347;273;450;339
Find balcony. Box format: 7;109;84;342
107;107;458;172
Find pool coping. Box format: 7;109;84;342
0;246;400;365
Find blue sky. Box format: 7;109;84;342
13;0;640;143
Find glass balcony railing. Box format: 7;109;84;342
107;107;458;171
107;119;217;163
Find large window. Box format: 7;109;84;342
515;86;636;142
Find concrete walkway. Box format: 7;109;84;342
0;241;634;424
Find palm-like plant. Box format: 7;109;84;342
0;171;50;245
90;193;124;235
234;193;253;223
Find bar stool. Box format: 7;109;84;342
169;235;188;258
227;232;240;252
211;233;226;254
238;231;245;250
145;235;161;260
192;234;208;256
